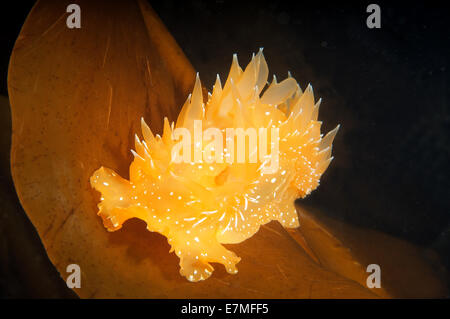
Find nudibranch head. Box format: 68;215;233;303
90;49;339;282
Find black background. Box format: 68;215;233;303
0;0;449;297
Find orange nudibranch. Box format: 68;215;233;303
90;49;339;282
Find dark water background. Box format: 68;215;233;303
0;0;449;297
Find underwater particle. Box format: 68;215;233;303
90;49;339;282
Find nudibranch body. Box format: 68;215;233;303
90;49;339;282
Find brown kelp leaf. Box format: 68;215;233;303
290;206;391;297
8;0;380;298
1;95;76;298
294;206;448;298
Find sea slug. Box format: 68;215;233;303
90;49;339;282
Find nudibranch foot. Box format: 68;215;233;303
90;49;339;282
177;241;240;282
90;167;138;232
91;165;242;281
